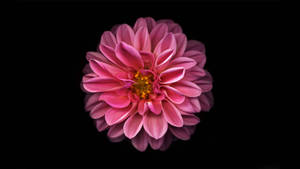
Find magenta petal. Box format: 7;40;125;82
132;129;148;152
116;24;135;45
90;102;111;119
147;100;162;115
174;33;187;58
95;118;109;132
155;48;175;71
159;67;185;84
83;77;123;93
99;44;124;67
101;31;117;49
86;51;110;63
124;113;144;139
133;17;147;32
162;100;183;127
99;90;130;108
143;112;168;139
171;81;202;97
140;51;154;69
162;87;185;104
176;98;196;113
105;102;137;125
115;42;144;70
150;23;168;51
183;114;200;126
134;26;151;52
169;126;191;140
154;33;177;57
138;100;148;115
89;59;128;79
107;122;124;139
186;40;206;53
170;57;197;70
149;137;164;150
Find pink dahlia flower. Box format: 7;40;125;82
82;17;213;151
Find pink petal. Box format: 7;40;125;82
159;131;173;151
83;77;123;93
150;23;168;51
149;137;164;150
144;17;156;32
109;135;125;143
115;42;144;70
140;51;154;69
101;31;117;49
86;51;110;63
90;102;111;119
171;81;202;97
155;48;175;71
194;71;213;92
107;122;124;139
147;100;162;115
199;92;214;112
182;114;200;126
84;93;101;111
174;33;187;58
133;18;147;32
99;44;124;67
95;118;109;132
124;113;144;139
99;90;130;108
134;26;151;52
176;98;197;113
190;97;201;112
162;87;185;104
105;102;137;125
116;24;135;45
89;59;128;79
170;57;196;70
162;100;183;127
168;23;183;33
143;112;168;139
169;126;191;140
159;67;185;84
154;33;177;57
132;129;148;152
111;24;120;35
138;100;148;115
183;50;206;68
186;40;206;53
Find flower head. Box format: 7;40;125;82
82;17;213;151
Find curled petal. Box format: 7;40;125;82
170;57;196;70
143;112;168;139
124;113;144;139
83;77;123;93
86;51;110;63
162;100;183;127
155;48;175;71
138;100;148;115
116;24;135;45
115;42;144;70
105;102;137;125
159;67;185;84
147;100;162;115
89;59;127;79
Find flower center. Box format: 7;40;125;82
131;71;153;99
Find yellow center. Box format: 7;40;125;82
131;71;153;99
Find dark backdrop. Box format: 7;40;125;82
16;1;280;168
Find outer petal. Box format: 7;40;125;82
162;100;183;127
147;100;162;115
84;93;101;111
154;33;177;57
169;126;191;140
159;67;185;84
83;77;123;93
132;129;148;152
171;81;202;97
105;102;137;125
115;42;144;70
124;113;144;139
149;137;164;150
183;50;206;68
176;98;197;113
134;26;151;52
143;112;168;139
186;40;206;53
116;24;135;45
199;92;214;112
182;114;200;126
170;57;197;70
162;87;185;104
174;33;187;58
133;17;147;32
150;23;168;51
107;122;124;139
144;17;156;32
95;118;109;132
99;90;130;108
100;31;117;49
90;102;111;119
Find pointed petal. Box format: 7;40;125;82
150;23;168;51
116;24;135;45
171;81;202;97
115;42;144;70
162;100;183;127
131;129;148;152
89;59;128;79
105;103;137;125
143;112;168;139
147;100;162;115
101;31;117;49
174;33;187;58
107;122;124;139
83;77;123;93
124;113;144;139
90;102;111;119
134;26;151;52
159;67;185;84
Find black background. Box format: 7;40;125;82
16;0;280;168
